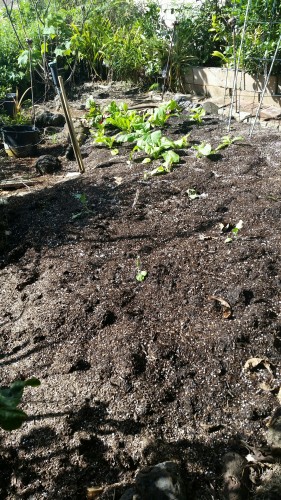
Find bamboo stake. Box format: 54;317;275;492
58;76;85;173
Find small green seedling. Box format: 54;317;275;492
0;378;40;431
72;193;93;219
136;256;148;282
215;135;243;151
222;220;244;243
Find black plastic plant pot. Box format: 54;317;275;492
3;93;16;118
2;125;40;158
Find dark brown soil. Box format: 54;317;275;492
1;94;281;499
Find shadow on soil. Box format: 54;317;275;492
0;402;243;500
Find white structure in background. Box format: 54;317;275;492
136;1;202;28
158;1;202;28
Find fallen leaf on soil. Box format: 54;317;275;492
113;176;123;185
277;387;281;404
243;357;274;376
259;381;280;393
209;295;232;318
87;486;104;499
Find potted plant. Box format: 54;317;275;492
1;88;40;157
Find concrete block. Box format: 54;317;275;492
184;68;193;84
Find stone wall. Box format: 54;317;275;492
184;67;281;107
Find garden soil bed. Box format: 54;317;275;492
1;88;281;499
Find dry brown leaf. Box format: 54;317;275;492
259;382;280;393
244;357;274;376
87;487;104;499
209;295;232;319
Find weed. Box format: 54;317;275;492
72;193;93;220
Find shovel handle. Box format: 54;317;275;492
48;61;59;89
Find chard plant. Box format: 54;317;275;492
193;142;216;158
215;135;243;151
133;130;189;160
0;378;40;431
189;107;206;124
147;100;181;127
89;100;189;175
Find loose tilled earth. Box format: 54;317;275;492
1;83;281;499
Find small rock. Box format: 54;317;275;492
35;155;62;175
36;110;66;128
119;487;137;500
266;407;281;455
222;452;247;500
43;126;64;136
135;461;186;500
202;101;219;115
174;94;193;110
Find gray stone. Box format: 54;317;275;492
119;487;138;500
202;101;219;115
43;126;64;136
174;94;193;110
35;111;66;128
266;407;281;455
35;155;62;175
222;452;247;500
135;461;186;500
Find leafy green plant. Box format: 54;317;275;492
85;99;103;127
189;107;206;124
133;130;188;160
147;100;180;127
148;82;160;91
136;256;147;282
0;378;40;431
193;142;216;158
90;101;188;174
72;193;93;219
215;135;243;151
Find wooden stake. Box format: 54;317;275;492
58;76;85;173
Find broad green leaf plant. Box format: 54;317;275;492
0;378;40;431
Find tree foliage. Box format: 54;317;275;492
0;0;280;95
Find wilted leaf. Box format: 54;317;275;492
87;486;104;499
244;357;274;376
187;188;200;200
209;295;232;318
